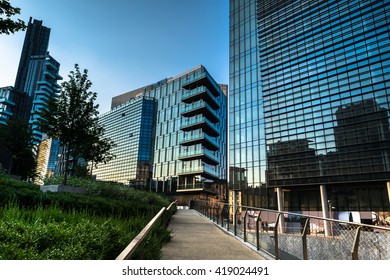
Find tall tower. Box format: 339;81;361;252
14;17;51;94
229;0;270;207
230;0;390;214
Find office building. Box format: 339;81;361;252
92;96;157;187
14;18;51;95
108;65;228;203
229;0;270;207
230;0;390;218
25;54;62;145
0;86;16;125
0;18;61;177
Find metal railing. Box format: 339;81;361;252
116;201;177;260
193;200;390;260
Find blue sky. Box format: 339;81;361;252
0;0;229;114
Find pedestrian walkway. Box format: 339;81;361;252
160;209;265;260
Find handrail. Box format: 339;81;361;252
116;201;177;260
193;199;390;260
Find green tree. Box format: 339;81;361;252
37;64;115;185
81;123;116;175
0;0;26;34
0;118;35;179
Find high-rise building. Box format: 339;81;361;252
229;0;270;207
0;18;61;177
0;86;16;125
105;65;227;203
24;54;62;145
230;0;390;218
92;96;157;187
14;18;51;94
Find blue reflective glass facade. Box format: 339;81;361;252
109;66;227;200
229;0;271;207
230;0;390;212
92;96;157;187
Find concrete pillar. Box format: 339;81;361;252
387;182;390;204
276;186;285;233
320;184;331;236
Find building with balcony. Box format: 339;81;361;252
109;65;227;203
230;0;390;218
0;87;17;125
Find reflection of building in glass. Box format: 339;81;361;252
332;99;390;179
229;0;269;208
91;96;156;188
230;0;390;216
35;137;60;184
268;139;319;186
106;66;227;203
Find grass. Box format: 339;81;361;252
0;176;174;259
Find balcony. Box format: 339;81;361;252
182;72;221;97
181;86;219;109
176;182;217;193
177;165;219;180
178;148;219;165
180;116;219;137
33;98;48;106
0;108;13;117
0;97;16;106
179;133;219;151
181;101;219;123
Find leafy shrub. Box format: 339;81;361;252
0;176;173;259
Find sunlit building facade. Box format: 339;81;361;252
230;0;390;217
92;96;157;187
109;66;227;202
229;0;271;207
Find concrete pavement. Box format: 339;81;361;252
160;209;266;260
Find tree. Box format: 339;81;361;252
0;118;36;179
0;0;26;35
37;64;115;185
81;123;116;175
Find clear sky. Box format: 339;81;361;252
0;0;229;114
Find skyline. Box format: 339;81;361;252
0;0;229;114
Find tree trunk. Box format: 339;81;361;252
7;157;13;175
63;143;70;186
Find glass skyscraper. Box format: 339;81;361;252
92;96;157;187
25;54;62;145
229;0;270;207
108;66;227;202
14;18;51;95
230;0;390;216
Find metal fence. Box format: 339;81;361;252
193;200;390;260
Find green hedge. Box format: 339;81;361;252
0;176;173;259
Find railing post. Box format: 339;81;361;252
234;206;240;236
256;211;261;251
274;213;282;260
243;209;248;242
302;218;310;260
216;203;220;225
352;226;363;260
226;204;230;231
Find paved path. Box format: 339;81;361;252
161;209;265;260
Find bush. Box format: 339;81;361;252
0;176;173;259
